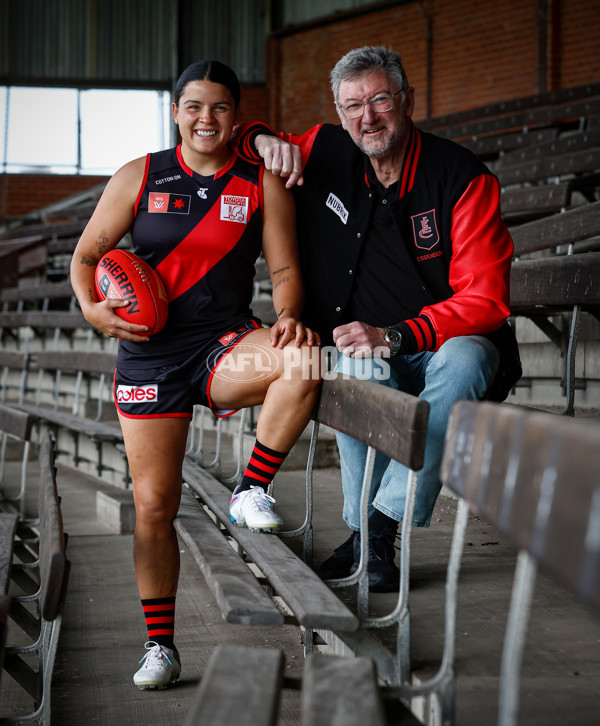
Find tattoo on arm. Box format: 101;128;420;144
86;288;95;302
277;307;288;319
80;255;96;267
273;276;290;290
96;234;110;255
271;265;290;277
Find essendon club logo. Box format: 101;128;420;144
149;192;191;214
220;194;248;224
116;384;158;403
411;209;440;250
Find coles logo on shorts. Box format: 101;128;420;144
117;384;158;403
220;195;248;224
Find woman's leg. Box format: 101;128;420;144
117;413;189;688
209;327;321;529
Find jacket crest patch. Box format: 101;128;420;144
411;209;440;250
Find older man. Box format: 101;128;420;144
238;46;521;591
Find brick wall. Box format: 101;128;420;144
270;0;600;130
1;175;109;219
2;0;598;219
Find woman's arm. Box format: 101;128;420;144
70;156;151;342
260;170;319;348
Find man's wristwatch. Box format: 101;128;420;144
384;328;402;357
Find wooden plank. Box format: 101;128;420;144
316;377;429;471
460;127;558;158
181;459;359;632
510;201;600;256
497;146;600;186
0;310;88;330
441;401;600;614
29;350;116;378
0;513;19;594
501;182;571;222
174;492;284;625
510;252;600;311
419;82;600;134
0;403;33;442
37;428;69;621
0;280;74;305
183;645;284;726
496;127;600;168
14;404;123;442
427;96;600;142
301;654;387;726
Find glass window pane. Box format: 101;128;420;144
6;87;78;172
80;89;171;175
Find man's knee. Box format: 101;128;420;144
427;336;500;398
333;353;393;385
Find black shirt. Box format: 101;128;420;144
344;162;436;327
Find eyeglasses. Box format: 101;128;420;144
337;90;402;119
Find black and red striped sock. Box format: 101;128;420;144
235;440;288;493
141;596;176;651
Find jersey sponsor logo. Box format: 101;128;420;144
325;193;349;224
148;192;191;214
197;188;208;199
116;384;158;403
220;194;248;224
411;209;440;250
155;174;182;185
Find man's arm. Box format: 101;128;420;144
233;122;324;188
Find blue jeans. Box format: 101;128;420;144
334;336;500;528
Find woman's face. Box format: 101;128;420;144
172;80;238;161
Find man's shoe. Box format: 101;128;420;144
352;520;400;593
229;485;283;532
133;641;181;690
318;530;359;579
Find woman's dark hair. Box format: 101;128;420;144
174;60;241;108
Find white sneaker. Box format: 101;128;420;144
133;641;181;690
229;485;283;532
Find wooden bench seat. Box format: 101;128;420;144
438;400;600;724
1;427;70;725
508;201;600;414
180;459;359;633
0;280;76;313
183;645;422;726
175;492;284;625
0;349;126;484
497;145;600;188
500;181;571;224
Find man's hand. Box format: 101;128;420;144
255;134;304;188
333;321;389;358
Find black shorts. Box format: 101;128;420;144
114;320;260;419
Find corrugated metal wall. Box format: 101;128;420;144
0;0;383;89
0;0;268;88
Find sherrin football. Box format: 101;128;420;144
95;249;168;335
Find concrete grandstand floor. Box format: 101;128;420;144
2;443;600;725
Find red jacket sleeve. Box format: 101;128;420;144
415;174;513;350
233;122;322;170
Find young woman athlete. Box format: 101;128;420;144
70;60;321;689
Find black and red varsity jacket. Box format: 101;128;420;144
237;121;521;400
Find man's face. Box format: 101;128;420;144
336;69;415;160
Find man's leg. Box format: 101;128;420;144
374;335;500;526
319;352;403;581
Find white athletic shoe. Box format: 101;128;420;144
133;641;181;690
229;485;283;532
